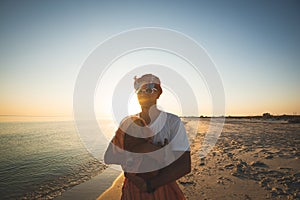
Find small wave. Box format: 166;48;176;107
19;159;107;200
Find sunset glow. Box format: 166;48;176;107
0;1;299;121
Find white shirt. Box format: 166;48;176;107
149;111;190;152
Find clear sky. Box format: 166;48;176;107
0;0;299;120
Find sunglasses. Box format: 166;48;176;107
136;83;158;94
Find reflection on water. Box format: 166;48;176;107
0;121;108;199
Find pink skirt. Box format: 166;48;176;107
121;177;186;200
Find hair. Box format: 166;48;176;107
154;84;163;97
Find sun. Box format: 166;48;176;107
127;87;182;116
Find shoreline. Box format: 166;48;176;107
54;168;121;200
97;173;124;200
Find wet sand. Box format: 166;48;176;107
98;119;300;199
55;168;120;200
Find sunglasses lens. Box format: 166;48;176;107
145;88;153;94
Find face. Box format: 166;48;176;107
136;83;160;108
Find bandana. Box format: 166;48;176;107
134;74;161;91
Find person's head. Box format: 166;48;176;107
134;74;162;108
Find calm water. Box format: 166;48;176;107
0;121;111;199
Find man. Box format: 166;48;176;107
123;74;191;199
105;73;191;199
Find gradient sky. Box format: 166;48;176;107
0;0;299;119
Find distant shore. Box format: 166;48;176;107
181;114;300;124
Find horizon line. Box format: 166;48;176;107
1;113;299;118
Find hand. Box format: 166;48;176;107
125;173;147;192
156;138;169;147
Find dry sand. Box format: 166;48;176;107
98;119;300;199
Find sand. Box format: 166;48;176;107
97;119;300;199
97;173;124;200
55;168;121;200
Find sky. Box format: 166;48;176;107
0;0;299;120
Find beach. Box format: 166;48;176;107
1;118;299;199
97;118;300;199
2;1;300;199
55;168;121;200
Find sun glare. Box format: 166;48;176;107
127;87;182;116
128;92;142;115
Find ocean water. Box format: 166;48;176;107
0;120;112;199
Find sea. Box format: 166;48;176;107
0;119;117;199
